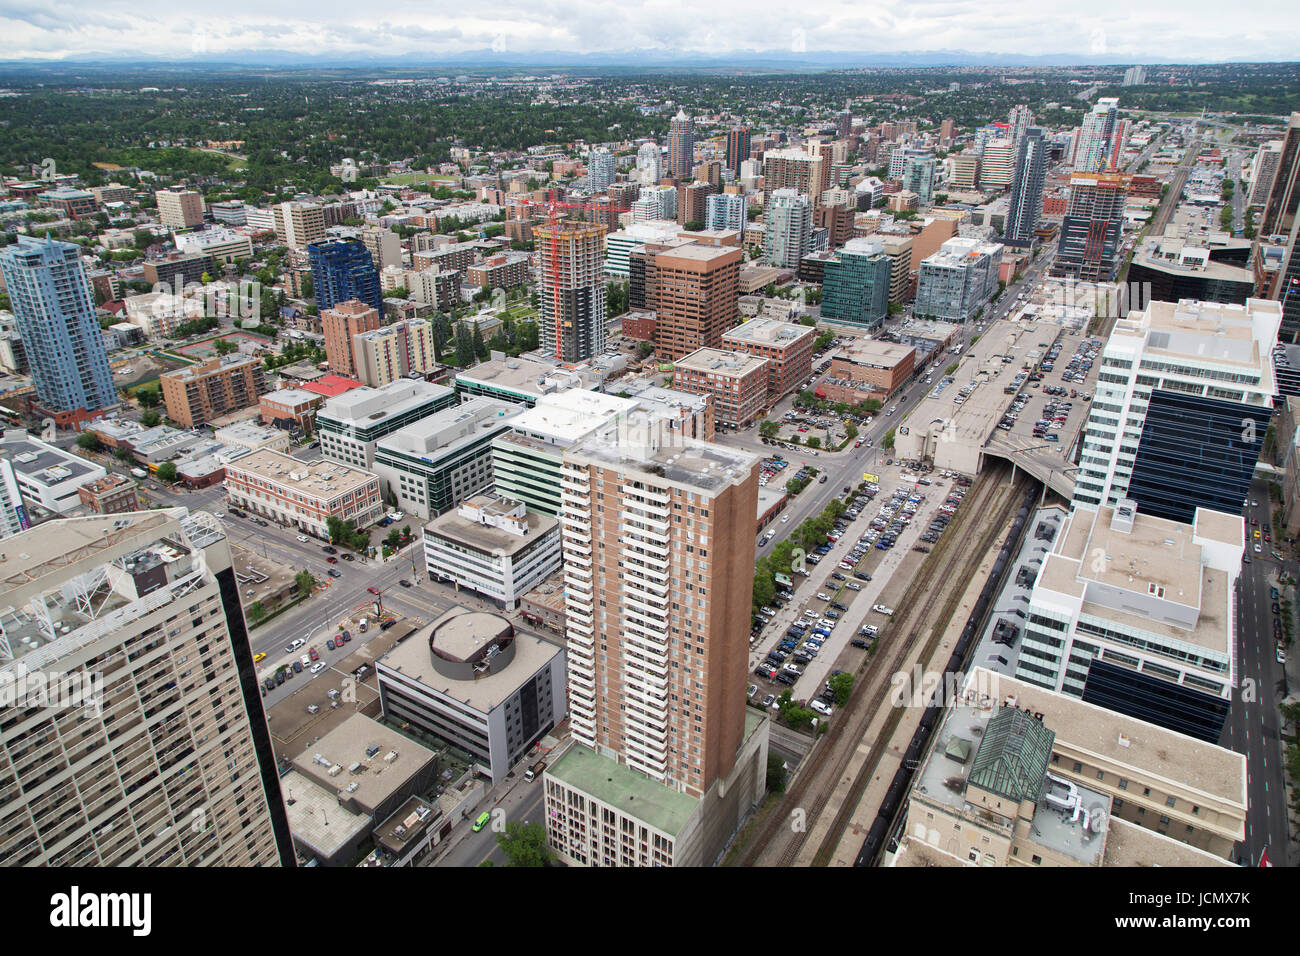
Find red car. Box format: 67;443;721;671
326;556;338;564
367;586;381;595
309;647;319;661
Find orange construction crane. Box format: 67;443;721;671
521;189;629;362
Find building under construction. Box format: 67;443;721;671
535;219;608;364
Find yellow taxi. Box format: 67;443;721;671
253;652;266;663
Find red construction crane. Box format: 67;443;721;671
518;189;629;362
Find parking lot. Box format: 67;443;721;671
747;471;976;711
995;332;1102;448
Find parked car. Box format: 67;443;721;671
873;604;895;616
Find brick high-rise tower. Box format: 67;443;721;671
544;412;770;866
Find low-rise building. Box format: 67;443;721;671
123;291;206;338
672;348;770;428
491;390;637;516
620;310;657;341
173;227;254;264
284;714;439;866
213;421;291;455
465;251;531;290
819;340;916;405
721;316;816;401
518;571;567;635
371;397;516;519
37;187;99;220
890;667;1245;867
0;429;107;516
223;449;383;539
317;379;458;471
260;387;326;432
423;493;562;608
76;473;140;514
614;377;716;442
454;356;602;407
376;607;567;783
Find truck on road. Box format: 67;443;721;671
523;760;547;782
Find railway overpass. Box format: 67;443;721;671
982;433;1080;500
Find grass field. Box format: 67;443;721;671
499;304;539;322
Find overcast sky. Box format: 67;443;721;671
2;0;1296;62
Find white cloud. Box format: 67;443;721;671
0;0;1294;61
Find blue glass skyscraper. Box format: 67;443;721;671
308;239;381;312
0;236;116;422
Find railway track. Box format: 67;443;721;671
731;463;1024;867
808;469;1032;866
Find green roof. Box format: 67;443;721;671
968;706;1055;803
546;745;699;838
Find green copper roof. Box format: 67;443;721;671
968;706;1055;803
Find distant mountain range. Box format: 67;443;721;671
0;48;1273;75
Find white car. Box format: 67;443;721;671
297;535;309;543
309;662;327;674
781;515;790;523
300;655;311;667
873;604;895;616
289;638;305;650
809;699;833;717
817;618;837;630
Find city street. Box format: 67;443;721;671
433;775;548;867
1224;481;1293;867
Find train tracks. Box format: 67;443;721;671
729;463;1028;867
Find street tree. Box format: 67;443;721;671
496;820;553;867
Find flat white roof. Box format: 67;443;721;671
505;389;637;443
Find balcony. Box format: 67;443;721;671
624;604;668;634
621;484;669;506
623;592;669;623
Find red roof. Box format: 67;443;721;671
301;375;363;398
